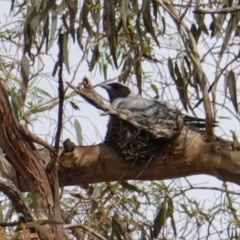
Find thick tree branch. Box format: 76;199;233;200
57;128;240;186
3;129;240;190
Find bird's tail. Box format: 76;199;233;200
183;115;218;129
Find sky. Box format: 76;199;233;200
0;0;240;239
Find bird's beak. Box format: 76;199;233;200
98;83;112;91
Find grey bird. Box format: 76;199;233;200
99;82;213;129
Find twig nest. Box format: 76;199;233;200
105;116;182;163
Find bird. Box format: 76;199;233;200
99;82;212;129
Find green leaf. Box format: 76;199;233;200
93;185;101;199
81;0;94;37
210;13;226;38
26;221;51;240
119;181;141;192
167;58;175;81
39;0;56;22
190;23;201;43
135;59;142;95
170;215;177;238
174;63;188;112
194;13;209;35
219;12;240;57
33;87;52;98
120;0;129;29
63;33;70;74
154;203;166;238
69;101;80;111
67;0;78;42
142;0;160;47
48;9;58;50
151;83;159;98
74;119;83;145
226;71;238;114
151;0;159;22
180;203;195;217
112;217;126;240
89;44;100;71
76;24;84;50
166;197;174;217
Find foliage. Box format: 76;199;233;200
0;0;239;239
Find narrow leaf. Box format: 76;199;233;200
135;59;142;95
119;181;141;192
194;13;209;35
63;33;70;74
26;222;51;240
48;10;58;50
142;0;160;47
170;215;177;238
34;87;52;98
120;0;129;29
89;44;100;71
69;101;80;110
174;63;188;111
167;58;175;81
190;23;201;43
151;83;159;98
154;203;166;238
93;185;101;199
74;119;83;145
227;71;238;113
112;217;126;239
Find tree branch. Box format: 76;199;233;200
0;177;36;222
194;7;240;14
57;128;240;186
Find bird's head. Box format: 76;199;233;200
99;82;132;102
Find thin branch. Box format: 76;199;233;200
0;177;36;222
55;28;65;152
64;223;107;240
194;7;240;14
0;221;20;227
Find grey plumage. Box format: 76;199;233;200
100;82;209;129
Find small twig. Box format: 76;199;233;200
64;223;107;240
55;28;65;152
194;7;240;14
0;221;20;227
19;125;56;154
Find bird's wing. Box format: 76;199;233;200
112;97;180;120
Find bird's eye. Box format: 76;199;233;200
118;85;122;89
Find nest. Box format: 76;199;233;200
105;118;173;164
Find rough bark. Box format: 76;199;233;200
0;81;64;239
